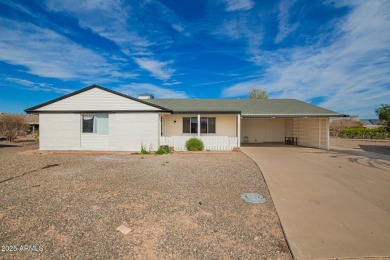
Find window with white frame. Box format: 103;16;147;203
82;114;109;134
183;117;216;134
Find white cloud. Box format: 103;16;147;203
275;0;299;44
2;77;73;94
224;0;255;11
45;0;154;51
162;81;181;86
0;18;120;81
44;0;177;80
172;24;184;32
4;77;34;87
134;58;175;80
216;17;263;54
222;1;390;118
114;83;188;98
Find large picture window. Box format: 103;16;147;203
82;114;109;134
183;117;216;134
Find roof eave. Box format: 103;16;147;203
171;111;241;114
24;109;172;114
242;114;344;117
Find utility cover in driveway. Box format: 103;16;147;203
241;193;266;204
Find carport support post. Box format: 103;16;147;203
237;114;241;147
326;117;330;150
197;114;200;138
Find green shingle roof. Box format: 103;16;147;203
145;99;340;117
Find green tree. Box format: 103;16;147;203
248;88;268;99
375;104;390;130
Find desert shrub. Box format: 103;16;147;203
155;145;170;155
339;127;389;139
140;144;150;154
185;138;204;151
0;114;29;141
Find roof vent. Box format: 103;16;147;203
138;94;154;99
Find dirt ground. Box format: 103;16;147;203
0;144;291;259
330;137;390;155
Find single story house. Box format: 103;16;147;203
360;119;383;128
25;85;342;151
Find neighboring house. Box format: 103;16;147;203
26;114;39;133
25;85;341;151
360;119;383;128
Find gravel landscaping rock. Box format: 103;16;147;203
0;144;291;259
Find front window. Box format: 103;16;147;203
183;117;216;134
82;114;109;134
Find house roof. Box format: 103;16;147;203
145;99;341;117
360;119;381;125
24;85;341;117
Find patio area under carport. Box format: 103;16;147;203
240;116;330;150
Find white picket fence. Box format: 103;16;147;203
160;136;238;151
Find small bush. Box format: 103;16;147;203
155;145;170;155
140;144;150;154
185;138;204;151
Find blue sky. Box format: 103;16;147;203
0;0;389;118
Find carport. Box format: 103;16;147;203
240;116;331;150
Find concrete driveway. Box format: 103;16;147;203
242;144;390;260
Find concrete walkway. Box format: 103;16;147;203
241;144;390;260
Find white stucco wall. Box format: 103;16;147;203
162;114;237;137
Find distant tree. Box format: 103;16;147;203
248;88;268;99
329;119;363;137
375;104;390;131
0;114;29;141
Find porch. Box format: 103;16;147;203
158;113;330;151
159;113;240;151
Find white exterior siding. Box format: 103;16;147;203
39;114;80;150
81;134;109;150
36;88;161;111
39;113;159;151
109;113;159;151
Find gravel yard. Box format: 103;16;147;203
0;144;291;259
330;137;390;155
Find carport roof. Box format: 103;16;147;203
145;98;341;117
